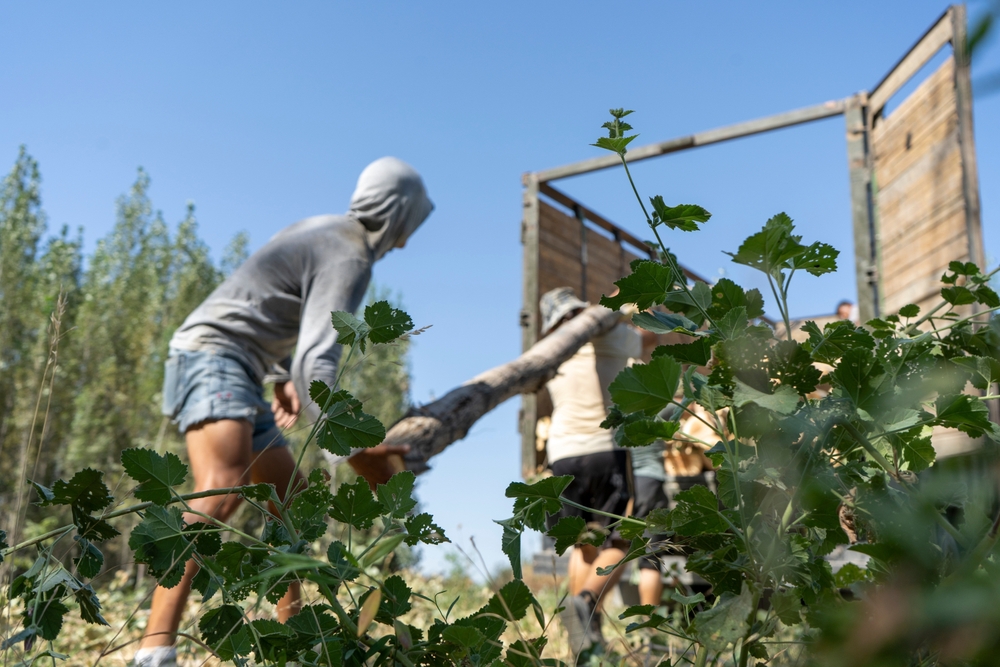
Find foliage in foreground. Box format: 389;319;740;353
0;300;564;667
500;109;1000;666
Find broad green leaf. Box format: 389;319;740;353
128;506;192;589
121;448;188;505
326;541;361;581
733;379;799;415
376;471;418;519
74;585;108;626
833;562;869;587
215;542;270;600
802;319;875;364
310;385;386;455
485;579;535;622
952;356;1000;391
724;213;802;278
285;604;338;642
936;394;1000;440
620;604;656;619
692;584;753;651
662;281;713;319
898;304;920;318
496;517;522;579
184;523;222;557
403;512;449;546
249;618;295;662
240;483;275;503
545;515;605;555
331;310;370;352
653;338;712;365
37;468;114;512
601;260;677;311
668;589;707;605
505;638;551;667
505;475;574;528
792;241;839;276
668;485;730;536
290;468;334;542
36;598;70;640
715;306;749;341
632;310;698;335
725;212;837;280
649;197;711;232
707;278;765;320
878;408;923;434
769;340;822;396
829;348;886;411
442;624;485;650
592;135;638;155
364;300;414;343
200;604;251;661
618;418;680;447
376;574;412;624
609;355;683;416
942;285;977;306
75;513;120;543
328;478;384;531
75;538;103;579
770;589;803;625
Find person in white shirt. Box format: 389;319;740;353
539;287;642;656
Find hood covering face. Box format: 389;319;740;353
348;157;434;260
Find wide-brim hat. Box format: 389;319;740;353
540;287;588;335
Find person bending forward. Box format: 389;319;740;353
134;158;433;667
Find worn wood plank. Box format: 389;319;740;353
869;7;954;115
534;99;849;183
520;175;540;478
873;58;958;188
540;183;652;256
871;51;975;318
845;94;881;320
951;3;987;271
539;201;586;247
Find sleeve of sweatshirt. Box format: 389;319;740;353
291;255;372;426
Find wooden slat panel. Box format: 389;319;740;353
539;201;584;247
872;55;971;317
873;58;958;188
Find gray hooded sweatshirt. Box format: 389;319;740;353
170;157;433;421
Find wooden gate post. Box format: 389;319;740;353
845;92;881;321
520;173;541;479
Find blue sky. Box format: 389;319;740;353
2;1;998;578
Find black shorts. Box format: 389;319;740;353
548;450;630;547
632;475;670;571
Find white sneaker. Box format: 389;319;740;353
132;646;178;667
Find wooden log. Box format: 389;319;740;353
390;305;623;474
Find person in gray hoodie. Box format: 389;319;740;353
134;157;433;667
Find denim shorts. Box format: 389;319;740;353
162;347;288;453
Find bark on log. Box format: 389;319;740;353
390;305;622;474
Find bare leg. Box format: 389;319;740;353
568;544;598;596
251;446;306;621
580;547;626;609
141;419;253;648
638;568;664;607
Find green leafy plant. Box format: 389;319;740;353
501;110;1000;666
0;301;561;667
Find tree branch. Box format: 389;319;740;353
387;305;623;473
